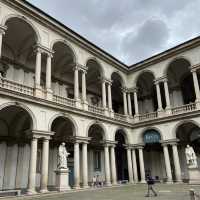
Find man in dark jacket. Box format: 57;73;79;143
145;175;157;197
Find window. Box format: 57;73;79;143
94;151;101;171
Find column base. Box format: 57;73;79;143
82;101;88;111
82;185;90;189
40;189;48;193
140;180;146;184
134;114;139;122
105;182;112;187
45;89;53;101
109;110;114;118
157;109;164;117
165;107;171;115
165;180;173;184
34;86;44;98
75;99;82;109
103;108;110;116
26;189;37;195
195;100;200;110
73;185;80;190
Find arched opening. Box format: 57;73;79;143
2;17;38;87
52;42;76;98
111;72;124;114
176;121;200;181
167;58;197;107
86;59;102;107
49;116;75;188
88;123;105;184
115;129;128;181
0;105;33;191
136;72;158;114
143;129;165;181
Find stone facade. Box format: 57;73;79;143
0;0;200;194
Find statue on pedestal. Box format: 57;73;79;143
185;144;198;168
58;142;70;169
55;142;71;191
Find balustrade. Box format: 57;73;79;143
88;104;104;115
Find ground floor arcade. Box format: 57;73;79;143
0;101;200;194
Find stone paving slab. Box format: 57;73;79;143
2;184;200;200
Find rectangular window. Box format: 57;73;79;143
94;151;101;171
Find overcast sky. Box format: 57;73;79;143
27;0;200;65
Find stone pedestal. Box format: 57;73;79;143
188;168;200;184
55;168;71;191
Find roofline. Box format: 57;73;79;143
129;36;200;71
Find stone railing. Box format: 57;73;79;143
139;111;158;121
53;95;75;107
171;103;196;115
0;77;34;96
114;113;127;121
88;105;104;115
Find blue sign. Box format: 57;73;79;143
144;130;161;144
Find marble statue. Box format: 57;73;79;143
185;144;198;168
58;142;70;169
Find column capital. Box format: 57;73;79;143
123;144;133;150
70;136;91;144
190;64;200;72
101;77;112;85
154;76;167;84
34;44;54;56
76;63;88;72
101;140;117;147
0;25;7;35
132;143;145;149
27;130;54;140
160;139;179;146
121;86;128;93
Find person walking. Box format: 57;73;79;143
145;175;157;197
92;175;97;187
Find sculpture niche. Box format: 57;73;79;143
185;144;200;184
55;142;71;191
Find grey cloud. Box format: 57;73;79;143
27;0;200;65
121;19;169;63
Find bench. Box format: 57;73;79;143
0;190;21;197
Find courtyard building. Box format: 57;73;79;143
0;0;200;194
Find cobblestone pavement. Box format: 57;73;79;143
3;184;200;200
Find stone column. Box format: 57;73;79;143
74;142;80;189
35;48;42;89
104;144;111;186
155;81;163;111
110;145;117;185
108;81;112;111
102;80;107;108
27;137;38;194
127;92;133;116
171;142;182;182
74;66;79;101
133;88;139;115
82;142;89;188
191;69;200;101
126;147;134;184
163;78;171;109
81;70;87;102
46;53;52;91
138;146;146;183
122;88;128;115
132;148;138;183
40;138;49;193
0;26;6;58
162;143;173;183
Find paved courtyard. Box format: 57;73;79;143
3;184;200;200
